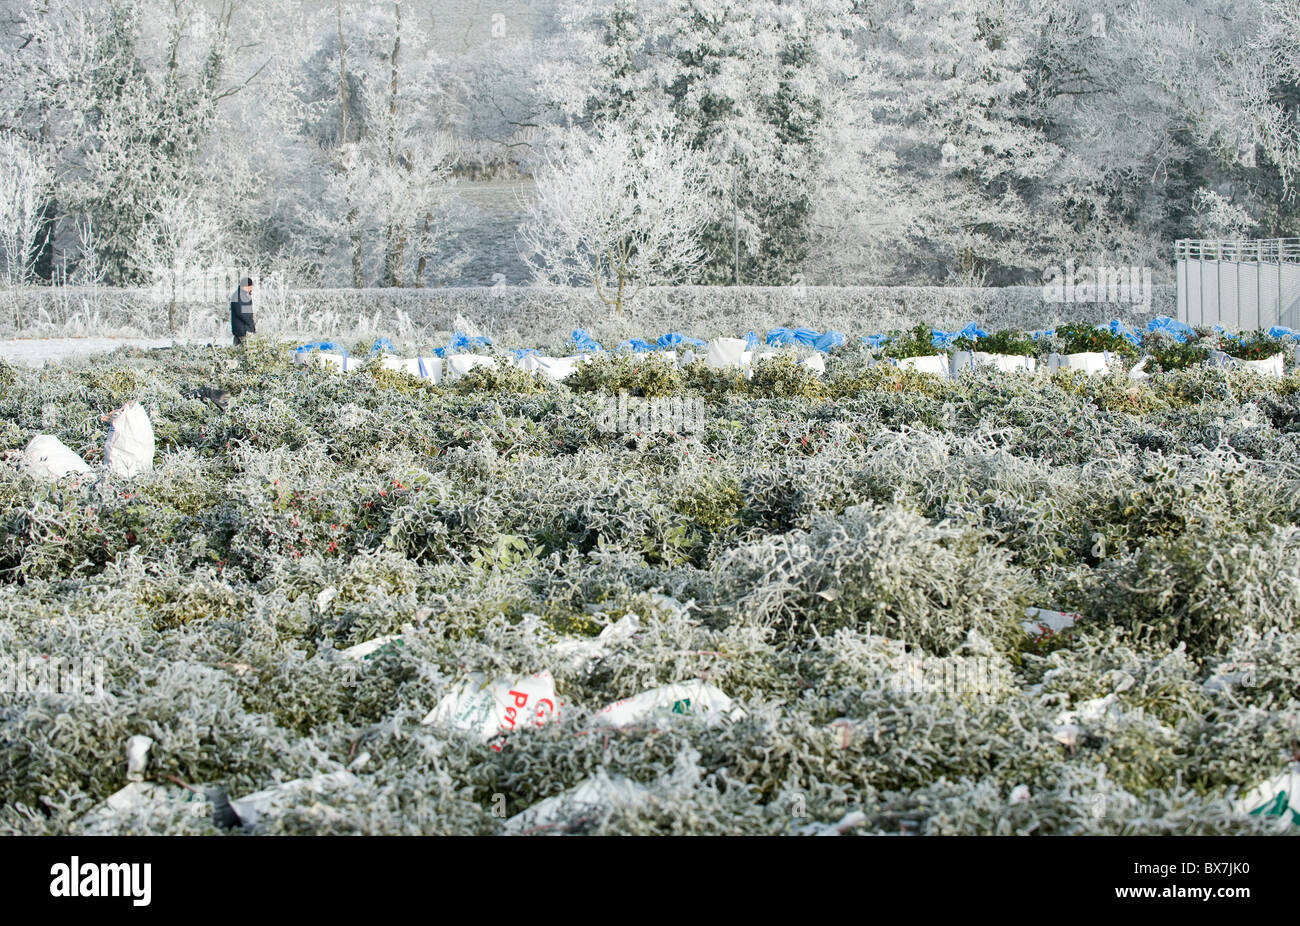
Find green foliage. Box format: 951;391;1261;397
746;354;827;399
1218;331;1288;362
1;339;1297;836
1144;333;1211;372
1055;324;1140;360
452;362;552;396
953;329;1036;356
566;354;684;397
882;324;939;359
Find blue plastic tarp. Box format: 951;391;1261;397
1146;316;1197;343
618;338;656;353
1099;319;1141;346
1268;326;1300;341
814;330;845;352
657;331;707;350
766;327;819;347
861;334;890;348
933;323;989;348
370;337;396;354
571;329;603;353
294;341;348;358
744;331;762;351
448;332;493;352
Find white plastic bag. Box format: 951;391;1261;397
591;680;741;728
20;435;91;481
895;354;950;377
800;353;826;375
338;634;404;661
306;351;358;374
444;354;496;380
1234;763;1298;826
78;781;211;832
951;351;1037;375
503;769;650;835
534;355;581;381
706;338;748;369
125;735;153;782
1022;606;1081;637
421;670;559;750
408;356;442;383
1048;351;1112;375
1243;353;1285;377
103;402;155;478
552;613;641;671
227;769;360;828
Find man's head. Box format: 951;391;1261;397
240;276;254;293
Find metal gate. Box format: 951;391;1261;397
1176;238;1300;329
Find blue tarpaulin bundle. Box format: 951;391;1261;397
1210;324;1243;343
1099;319;1142;346
658;331;708;349
744;331;762;350
294;341;348;358
861;334;890;348
932;323;989;349
370;338;396;354
1146;316;1197;343
511;348;541;359
448;332;493;352
618;338;656;353
766;327;820;347
814;330;845;352
571;329;603;353
1268;326;1300;340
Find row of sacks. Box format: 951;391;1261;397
882;347;1292;380
291;340;826;383
292;336;1297;385
16;403;156;482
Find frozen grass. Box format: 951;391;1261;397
0;335;1296;835
0;338;215;368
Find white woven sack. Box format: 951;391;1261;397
103;403;155;478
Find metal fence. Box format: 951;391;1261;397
1176;238;1300;329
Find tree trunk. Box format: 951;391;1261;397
415;212;431;287
350;211;363;288
337;2;349;146
383;3;404;287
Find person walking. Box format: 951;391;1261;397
229;277;255;346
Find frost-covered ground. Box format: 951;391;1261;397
0;337;1297;835
0;338;218;368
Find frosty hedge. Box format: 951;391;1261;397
0;336;1297;835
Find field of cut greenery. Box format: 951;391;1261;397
2;335;1299;835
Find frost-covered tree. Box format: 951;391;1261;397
297;1;462;287
0;133;54;326
0;134;54;286
132;191;228;331
546;0;861;285
0;0;284;283
519;124;712;316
